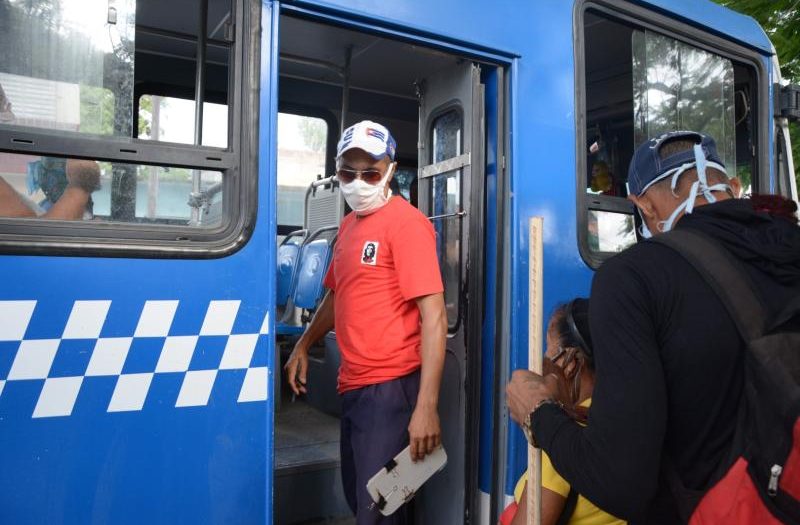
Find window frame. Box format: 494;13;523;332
426;103;465;333
574;0;770;268
0;0;261;258
775;123;798;202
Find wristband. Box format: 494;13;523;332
522;398;565;447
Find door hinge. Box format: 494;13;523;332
775;83;800;121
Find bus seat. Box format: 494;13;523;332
306;331;342;416
276;226;337;337
293;239;331;310
277;229;307;308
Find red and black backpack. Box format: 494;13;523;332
655;229;800;524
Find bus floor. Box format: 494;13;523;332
274;391;353;524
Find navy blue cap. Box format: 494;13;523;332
627;131;726;196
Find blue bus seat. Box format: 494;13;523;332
277;229;307;309
293;238;331;310
276;226;337;337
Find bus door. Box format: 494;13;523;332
417;62;485;524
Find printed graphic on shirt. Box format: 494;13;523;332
361;241;379;265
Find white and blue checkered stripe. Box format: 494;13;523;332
0;300;270;418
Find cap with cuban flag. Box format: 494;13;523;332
336;120;397;161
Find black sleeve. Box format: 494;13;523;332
531;252;668;521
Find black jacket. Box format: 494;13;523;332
532;199;800;523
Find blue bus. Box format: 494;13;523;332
0;0;796;523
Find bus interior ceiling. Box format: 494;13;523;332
134;0;233;125
280;15;463;167
274;15;469;525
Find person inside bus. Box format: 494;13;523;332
285;120;447;525
500;299;624;525
507;131;800;523
0;158;100;220
589;160;616;196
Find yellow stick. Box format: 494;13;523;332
527;217;544;525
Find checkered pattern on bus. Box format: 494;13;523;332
0;300;270;418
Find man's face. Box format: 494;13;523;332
337;149;394;196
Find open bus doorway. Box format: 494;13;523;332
274;14;498;525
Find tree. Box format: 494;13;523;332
299;117;327;153
715;0;800;188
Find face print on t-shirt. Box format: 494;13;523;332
361;241;379;265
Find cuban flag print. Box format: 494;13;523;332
366;127;386;141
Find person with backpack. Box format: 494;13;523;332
500;299;625;525
507;131;800;524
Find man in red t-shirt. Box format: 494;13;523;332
285;120;447;524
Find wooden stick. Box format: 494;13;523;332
527;217;544;525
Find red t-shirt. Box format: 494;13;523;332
323;196;443;393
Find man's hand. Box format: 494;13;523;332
66;159;101;193
284;343;309;395
506;370;560;425
408;404;441;462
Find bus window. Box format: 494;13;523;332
138;95;228;148
578;8;760;266
393;166;418;204
430;109;463;329
587;210;636;254
0;151;223;226
632;30;736;176
0;0;256;254
277;113;329;230
0;0;135;137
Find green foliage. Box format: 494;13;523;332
719;0;799;81
715;0;800;188
138;94;154;138
79;85;115;135
298;117;328;153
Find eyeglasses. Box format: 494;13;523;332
336;166;386;185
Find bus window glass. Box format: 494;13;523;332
431;109;462;328
588;210;636;254
277;113;328;228
393;167;417;203
632;30;736;172
0;0;136;136
138;95;228;148
0;152;222;227
581;9;758;265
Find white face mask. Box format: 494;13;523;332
339;164;394;215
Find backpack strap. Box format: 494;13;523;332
653;228;763;515
652;228;766;342
555;489;579;525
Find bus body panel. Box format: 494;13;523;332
0;2;279;522
0;256;271;523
